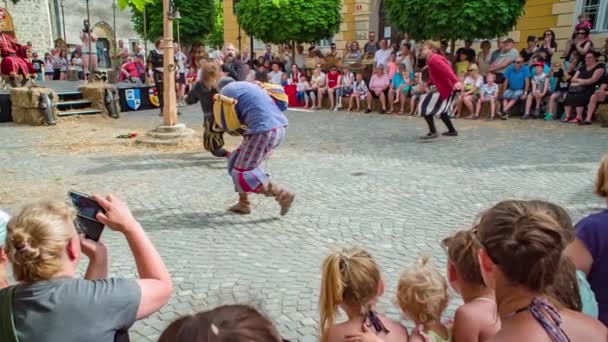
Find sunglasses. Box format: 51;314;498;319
467;69;477;72
544;33;553;36
515;61;523;64
577;32;587;35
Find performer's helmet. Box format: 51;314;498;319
218;77;235;90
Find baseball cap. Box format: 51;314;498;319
0;210;10;246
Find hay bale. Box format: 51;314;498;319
11;87;59;126
596;104;608;127
79;82;120;117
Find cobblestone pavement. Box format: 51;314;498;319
1;105;607;341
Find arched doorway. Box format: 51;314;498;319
377;0;398;46
91;21;114;69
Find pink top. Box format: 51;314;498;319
427;52;458;99
369;73;390;91
387;62;398;79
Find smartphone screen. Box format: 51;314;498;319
69;191;103;222
68;191;105;241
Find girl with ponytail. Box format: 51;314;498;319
319;247;408;342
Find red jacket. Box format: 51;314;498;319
427;53;458;100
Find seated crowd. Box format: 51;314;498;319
0;153;608;341
231;24;608;125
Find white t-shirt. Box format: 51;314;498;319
175;51;187;73
268;71;283;85
374;48;392;67
464;75;483;90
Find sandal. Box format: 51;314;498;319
579;120;592;126
568;118;581;124
561;116;571;122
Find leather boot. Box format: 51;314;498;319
263;183;295;216
228;193;252;215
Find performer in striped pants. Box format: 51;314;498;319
216;78;295;216
418;41;459;139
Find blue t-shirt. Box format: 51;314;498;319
504;64;530;91
220;81;288;135
391;73;405;89
576;209;608;326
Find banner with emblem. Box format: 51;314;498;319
125;89;141;110
149;87;160;107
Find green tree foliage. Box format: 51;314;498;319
205;0;224;49
126;0;215;46
384;0;526;41
117;0;154;12
236;0;342;44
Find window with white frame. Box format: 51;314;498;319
578;0;608;32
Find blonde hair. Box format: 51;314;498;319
319;247;381;342
594;154;608;198
396;256;448;324
6;200;77;282
422;40;441;52
441;229;484;285
201;62;222;89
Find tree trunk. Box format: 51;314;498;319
450;39;456;57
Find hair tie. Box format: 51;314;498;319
210;323;219;336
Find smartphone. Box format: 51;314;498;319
68;191;105;241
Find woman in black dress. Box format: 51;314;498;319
563;50;605;124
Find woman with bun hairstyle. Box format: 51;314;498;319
0;195;172;341
158;304;283;342
319;247;409;342
476;200;607;341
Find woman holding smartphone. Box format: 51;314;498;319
0;194;172;342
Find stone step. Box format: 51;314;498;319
145;128;196;140
57;108;102;117
56;100;92;108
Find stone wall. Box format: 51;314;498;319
4;0;54;54
62;0;143;50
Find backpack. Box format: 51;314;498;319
0;285;19;342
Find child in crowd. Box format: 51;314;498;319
442;229;501;342
44;52;54;81
475;72;499;119
335;66;355;111
349;73;369;112
454;52;470;76
0;210;9;288
524;62;550;119
30;52;45;81
185;66;198;93
396;256;450;342
319;247;409;342
387;52;398;80
297;74;310;108
409;72;427;116
576;13;592;32
546;62;571;120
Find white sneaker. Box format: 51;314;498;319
333;106;340;112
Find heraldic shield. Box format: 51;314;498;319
149;88;160;107
125;89;141;110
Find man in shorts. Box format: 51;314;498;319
500;56;530;119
